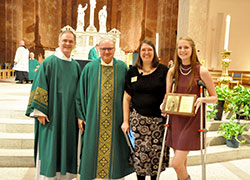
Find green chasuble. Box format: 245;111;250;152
28;58;40;80
76;58;134;180
88;47;99;60
26;55;81;177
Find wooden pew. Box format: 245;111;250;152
208;69;250;88
208;70;222;86
242;74;250;87
0;69;15;79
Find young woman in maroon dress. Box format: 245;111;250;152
165;37;217;180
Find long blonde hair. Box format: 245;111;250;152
173;37;200;93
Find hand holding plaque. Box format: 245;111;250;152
162;93;197;116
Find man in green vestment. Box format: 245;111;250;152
26;29;81;179
28;52;40;83
76;38;134;180
88;44;99;60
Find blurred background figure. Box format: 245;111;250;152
13;40;29;84
88;44;99;60
167;60;174;68
28;52;40;83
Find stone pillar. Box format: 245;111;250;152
115;0;121;31
157;0;178;65
178;0;210;62
6;0;14;64
0;1;6;64
5;0;23;64
120;0;144;52
23;0;36;50
0;0;27;64
144;0;158;40
107;0;112;31
71;1;78;30
61;0;67;27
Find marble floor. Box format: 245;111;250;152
0;158;250;180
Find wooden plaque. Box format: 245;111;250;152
162;93;197;117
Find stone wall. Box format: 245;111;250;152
157;0;178;64
0;0;178;66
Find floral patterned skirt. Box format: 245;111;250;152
130;109;169;176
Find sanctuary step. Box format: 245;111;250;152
184;144;250;166
0;132;34;149
0;118;34;133
0;81;34;167
206;120;250;146
0;81;31;120
0;110;30;119
0;149;34;167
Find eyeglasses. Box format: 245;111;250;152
99;47;114;51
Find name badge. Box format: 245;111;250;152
131;76;137;83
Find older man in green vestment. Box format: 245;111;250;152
26;30;81;179
76;38;134;180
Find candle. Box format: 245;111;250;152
224;15;231;51
156;33;159;55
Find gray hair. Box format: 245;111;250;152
58;30;76;41
99;38;115;47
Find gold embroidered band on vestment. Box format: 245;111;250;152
96;66;114;179
28;86;48;110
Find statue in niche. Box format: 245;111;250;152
98;5;107;33
76;3;88;32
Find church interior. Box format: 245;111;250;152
0;0;250;68
0;0;250;179
1;0;250;86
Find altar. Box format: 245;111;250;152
72;28;125;61
45;0;127;63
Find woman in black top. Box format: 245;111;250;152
121;39;169;180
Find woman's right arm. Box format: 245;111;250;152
121;91;132;134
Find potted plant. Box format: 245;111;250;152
218;119;246;148
214;86;232;120
206;104;218;121
228;85;250;120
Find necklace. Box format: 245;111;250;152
180;64;191;71
179;65;192;76
143;69;152;73
140;67;154;74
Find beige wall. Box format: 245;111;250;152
178;0;210;63
178;0;250;71
207;0;250;71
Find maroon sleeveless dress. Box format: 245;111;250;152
166;64;204;150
